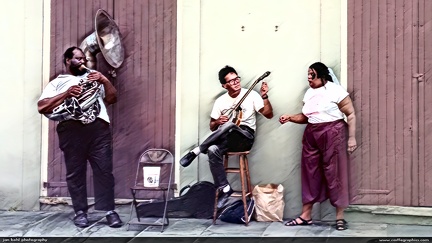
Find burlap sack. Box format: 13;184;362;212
252;184;284;222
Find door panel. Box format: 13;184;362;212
418;0;432;206
46;0;177;199
348;0;432;206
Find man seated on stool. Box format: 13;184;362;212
180;65;273;208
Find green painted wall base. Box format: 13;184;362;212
344;205;432;226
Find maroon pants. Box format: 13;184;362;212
301;119;349;208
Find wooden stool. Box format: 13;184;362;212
212;151;253;225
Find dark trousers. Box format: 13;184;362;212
199;122;254;188
57;118;115;213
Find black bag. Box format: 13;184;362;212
137;181;216;219
218;198;255;224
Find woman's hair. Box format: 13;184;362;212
63;46;83;66
309;62;333;83
218;65;238;84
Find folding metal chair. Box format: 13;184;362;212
127;148;174;232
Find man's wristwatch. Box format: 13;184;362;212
262;94;268;99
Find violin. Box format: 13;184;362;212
223;71;271;126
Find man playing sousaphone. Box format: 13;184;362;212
37;46;122;228
180;65;273;208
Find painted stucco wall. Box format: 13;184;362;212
177;0;346;220
0;0;46;210
0;0;346;216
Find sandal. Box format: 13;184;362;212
335;219;348;230
284;216;313;226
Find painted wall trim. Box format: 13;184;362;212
40;0;51;198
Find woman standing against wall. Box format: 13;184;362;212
279;62;357;231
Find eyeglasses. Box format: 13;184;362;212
226;76;241;85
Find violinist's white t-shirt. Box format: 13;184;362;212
210;88;264;131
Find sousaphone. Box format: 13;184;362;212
80;9;124;70
44;10;124;123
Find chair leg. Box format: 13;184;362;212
127;201;134;231
239;155;249;226
128;198;134;222
131;189;141;222
160;189;169;232
244;155;252;194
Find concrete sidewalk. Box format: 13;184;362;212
1;205;432;242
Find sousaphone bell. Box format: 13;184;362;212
80;9;124;71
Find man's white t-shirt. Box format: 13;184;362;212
210;88;264;131
302;81;349;124
38;73;110;123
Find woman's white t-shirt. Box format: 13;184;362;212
302;81;349;124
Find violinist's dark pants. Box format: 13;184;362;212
57;118;115;214
198;122;255;188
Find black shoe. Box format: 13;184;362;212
217;188;234;209
106;211;123;228
73;211;89;228
180;152;197;167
